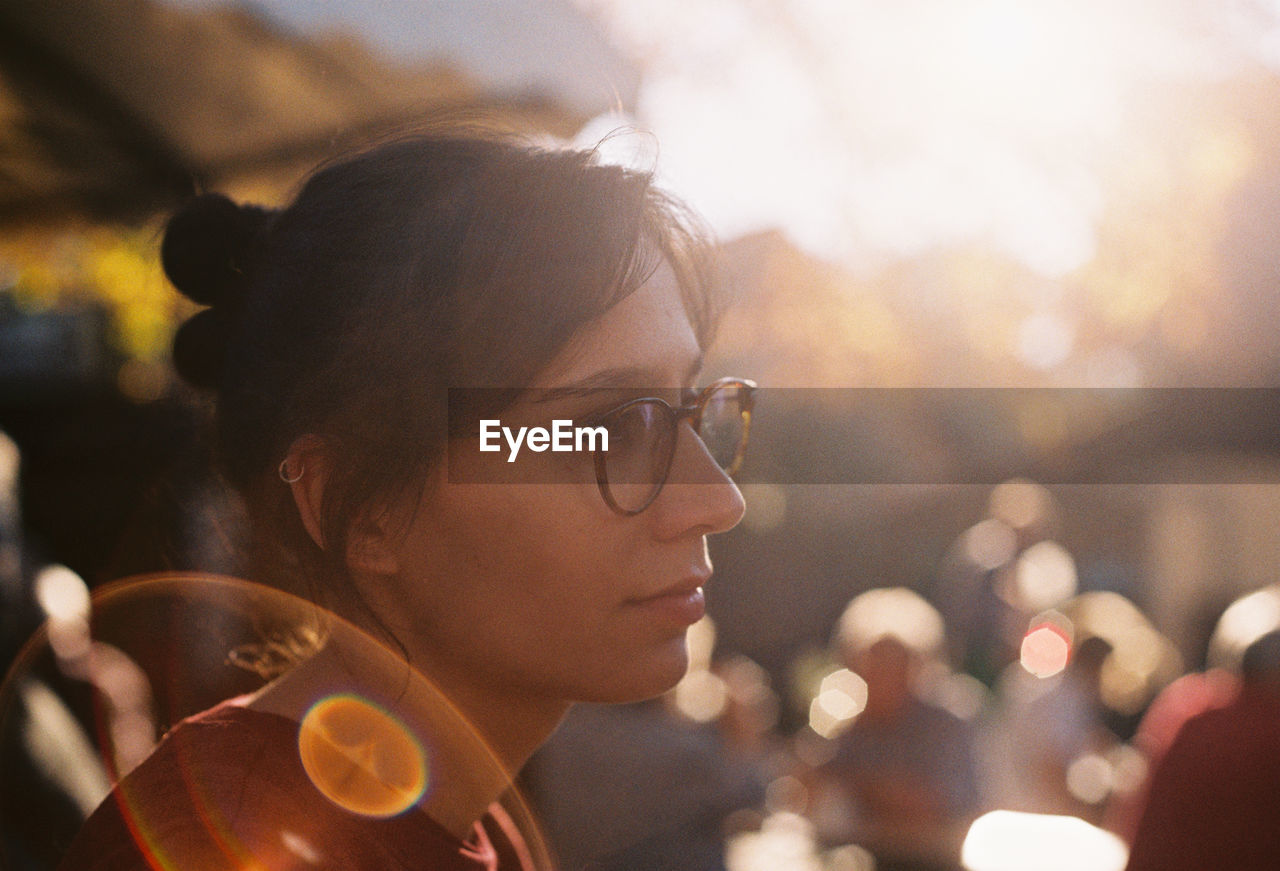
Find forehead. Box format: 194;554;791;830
534;261;703;389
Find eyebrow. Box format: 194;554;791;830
533;355;705;403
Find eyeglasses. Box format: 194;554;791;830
590;377;757;515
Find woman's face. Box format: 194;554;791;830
363;263;746;710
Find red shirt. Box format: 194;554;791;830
1126;687;1280;871
58;700;537;871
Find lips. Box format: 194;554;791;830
626;578;708;625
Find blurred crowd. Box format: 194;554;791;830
524;482;1280;871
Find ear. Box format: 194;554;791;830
281;435;330;550
281;436;401;576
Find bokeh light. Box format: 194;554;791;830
0;431;17;501
1011;541;1077;613
726;811;824;871
0;226;185;393
279;829;323;864
33;564;90;625
1209;583;1280;669
1065;591;1183;715
960;518;1018;572
671;616;730;721
807;668;868;739
16;680;112;818
1020;618;1072;678
961;810;1128;871
686;615;718;672
672;668;729;723
34;565;92;663
822;843;877;871
740;484;788;534
298;694;429;818
1064;751;1113;805
835;587;946;658
988;479;1053;533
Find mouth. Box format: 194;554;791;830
626;577;709;626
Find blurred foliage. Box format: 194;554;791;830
0;224;191;399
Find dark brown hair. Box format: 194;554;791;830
162;129;717;633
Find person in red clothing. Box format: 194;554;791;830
56;128;752;870
1125;630;1280;871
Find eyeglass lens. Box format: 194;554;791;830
698;386;748;474
599;403;677;513
599;384;749;514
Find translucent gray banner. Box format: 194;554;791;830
446;388;1280;484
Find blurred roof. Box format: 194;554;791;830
206;0;640;120
0;0;599;226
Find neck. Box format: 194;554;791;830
249;633;565;840
420;663;572;776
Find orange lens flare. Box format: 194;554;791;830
297;695;428;818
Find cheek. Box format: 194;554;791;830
387;486;691;702
437;485;609;592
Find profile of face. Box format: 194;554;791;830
351;262;747;713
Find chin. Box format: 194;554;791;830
577;638;690;704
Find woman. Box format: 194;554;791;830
58;130;754;870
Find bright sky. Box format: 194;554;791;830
576;0;1274;277
170;0;1280;279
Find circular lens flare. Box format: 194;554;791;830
1;575;553;871
297;695;428;818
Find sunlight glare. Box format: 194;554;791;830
578;0;1230;280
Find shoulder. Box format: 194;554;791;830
57;701;316;871
59;701;540;871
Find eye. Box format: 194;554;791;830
604;403;652;448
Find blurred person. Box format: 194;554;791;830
1105;666;1237;841
1109;585;1278;841
937;482;1063;689
524;697;765;871
984;634;1119;823
814;588;982;871
522;638;775;870
1125;630;1280;871
711;654;783;763
51;128;754;871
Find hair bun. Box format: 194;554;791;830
162;193;275;307
171;307;234;389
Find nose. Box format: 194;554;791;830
647;422;746;539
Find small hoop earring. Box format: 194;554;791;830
278;459;304;484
